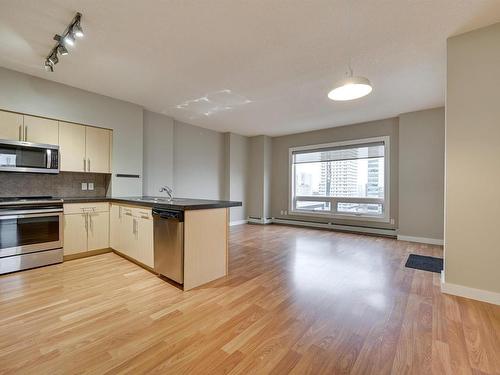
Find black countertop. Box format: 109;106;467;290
60;196;242;211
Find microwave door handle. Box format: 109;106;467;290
46;149;52;169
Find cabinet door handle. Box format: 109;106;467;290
24;126;27;141
84;213;88;231
118;206;122;219
18;125;22;141
83;158;86;172
88;158;90;172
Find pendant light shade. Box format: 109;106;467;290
328;75;373;101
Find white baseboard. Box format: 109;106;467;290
229;220;247;226
272;218;396;237
441;271;500;305
397;235;443;246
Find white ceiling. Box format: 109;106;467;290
0;1;499;136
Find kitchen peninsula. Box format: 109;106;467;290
62;196;241;290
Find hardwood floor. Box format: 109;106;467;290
0;224;499;374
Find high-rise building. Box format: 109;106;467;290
367;158;384;197
319;160;358;197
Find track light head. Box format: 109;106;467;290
64;32;75;46
48;51;58;65
53;35;68;55
73;22;84;38
44;60;54;72
73;13;84;37
57;44;68;55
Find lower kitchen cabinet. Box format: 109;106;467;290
63;203;109;256
136;212;154;267
87;211;110;251
63;213;88;255
110;204;154;268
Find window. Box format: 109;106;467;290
289;137;389;221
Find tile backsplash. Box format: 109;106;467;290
0;172;110;198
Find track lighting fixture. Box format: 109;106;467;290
44;12;83;72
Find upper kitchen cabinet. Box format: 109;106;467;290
59;122;86;172
58;122;112;173
0;110;23;141
85;126;111;173
23;115;59;145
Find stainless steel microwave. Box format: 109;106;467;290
0;139;59;174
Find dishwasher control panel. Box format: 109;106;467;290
152;208;184;222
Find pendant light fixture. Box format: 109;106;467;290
328;66;373;101
328;2;372;101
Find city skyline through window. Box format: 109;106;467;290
291;139;388;218
294;157;384;198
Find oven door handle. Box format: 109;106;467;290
0;210;63;219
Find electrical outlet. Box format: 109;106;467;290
88;182;94;191
284;210;288;215
390;218;395;225
81;182;88;191
280;210;284;215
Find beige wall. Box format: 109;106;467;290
263;136;273;220
143;110;174;196
173;120;225;200
445;23;500;293
271;118;399;229
247;135;272;220
399;108;445;240
226;133;249;222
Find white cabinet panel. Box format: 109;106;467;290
109;204;154;268
23;115;59;145
110;204;123;251
137;216;154;268
0;111;23;141
86;127;111;173
63;214;87;255
59;122;86;172
88;212;109;251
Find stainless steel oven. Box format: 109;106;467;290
0;139;59;174
0;197;63;274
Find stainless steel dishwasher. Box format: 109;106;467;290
152;208;184;284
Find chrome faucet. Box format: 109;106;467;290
159;185;173;201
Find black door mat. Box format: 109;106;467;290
405;254;443;273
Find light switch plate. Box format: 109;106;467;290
81;182;88;191
88;182;94;191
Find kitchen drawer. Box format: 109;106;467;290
132;207;152;220
64;202;110;215
113;204;152;220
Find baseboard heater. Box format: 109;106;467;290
271;217;396;237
